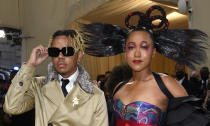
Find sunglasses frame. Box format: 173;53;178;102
48;47;75;57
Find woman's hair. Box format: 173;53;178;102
104;64;132;98
81;5;208;69
49;29;85;52
126;29;155;48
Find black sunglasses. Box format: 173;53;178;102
48;47;75;57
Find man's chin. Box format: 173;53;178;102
58;71;68;77
55;68;66;74
57;70;66;74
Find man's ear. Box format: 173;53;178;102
77;50;83;62
152;48;156;58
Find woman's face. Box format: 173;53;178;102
125;31;156;72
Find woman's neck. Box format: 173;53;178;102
131;68;153;82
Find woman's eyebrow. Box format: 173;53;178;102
127;42;135;44
141;41;148;44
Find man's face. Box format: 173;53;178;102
175;64;185;80
175;64;185;73
51;35;82;78
200;68;209;80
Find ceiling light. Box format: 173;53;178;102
166;12;187;20
13;66;20;71
0;30;6;38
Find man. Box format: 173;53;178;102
200;67;209;108
96;74;105;88
200;67;209;93
100;71;111;92
175;63;191;94
189;70;202;97
3;30;108;126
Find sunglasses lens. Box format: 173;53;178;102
62;47;75;56
48;48;60;57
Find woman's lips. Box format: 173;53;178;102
133;60;142;63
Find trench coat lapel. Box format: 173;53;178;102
48;83;92;122
42;80;65;106
65;83;91;108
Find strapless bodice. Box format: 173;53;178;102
113;99;166;126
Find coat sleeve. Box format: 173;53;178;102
3;64;42;115
94;92;109;126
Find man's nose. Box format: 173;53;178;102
58;52;64;58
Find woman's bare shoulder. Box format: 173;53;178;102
159;73;188;97
113;81;126;99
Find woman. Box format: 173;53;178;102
112;29;187;126
81;5;208;126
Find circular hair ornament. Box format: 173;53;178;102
146;5;166;28
125;5;169;35
125;11;145;30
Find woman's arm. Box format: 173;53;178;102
161;75;188;98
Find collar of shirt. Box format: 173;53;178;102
177;76;185;84
202;80;209;87
202;80;208;84
58;67;79;93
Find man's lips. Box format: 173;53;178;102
58;62;66;67
133;60;142;63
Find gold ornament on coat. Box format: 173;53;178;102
72;97;79;107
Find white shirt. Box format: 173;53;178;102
201;80;209;89
58;67;79;93
202;80;208;85
177;76;185;85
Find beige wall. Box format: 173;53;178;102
189;0;210;71
0;0;20;28
21;0;71;76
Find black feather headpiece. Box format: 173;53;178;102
81;23;128;57
81;5;208;69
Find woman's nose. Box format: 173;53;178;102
134;48;141;57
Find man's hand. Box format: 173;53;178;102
26;45;48;67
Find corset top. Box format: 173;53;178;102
113;99;166;126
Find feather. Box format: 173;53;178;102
156;29;208;69
80;23;128;57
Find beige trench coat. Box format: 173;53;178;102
4;64;108;126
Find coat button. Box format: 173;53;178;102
48;123;53;126
19;82;23;86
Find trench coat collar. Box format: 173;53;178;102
42;63;94;94
42;80;91;107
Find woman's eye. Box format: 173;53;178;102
141;46;149;49
128;46;135;50
140;43;149;49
